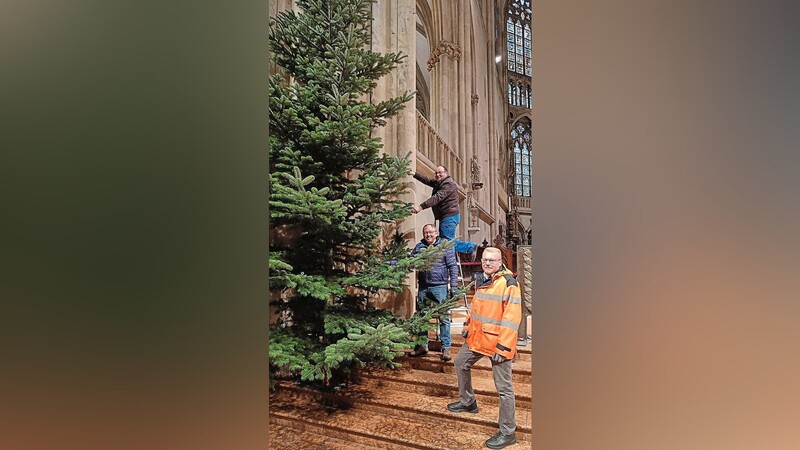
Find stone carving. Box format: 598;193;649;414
471;154;482;184
494;233;505;248
427;40;462;71
467;191;479;228
471;93;479;105
517;245;532;299
516;245;532;337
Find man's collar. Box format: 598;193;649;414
479;267;508;281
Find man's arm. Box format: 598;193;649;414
411;172;438;214
413;172;436;188
495;279;522;359
445;247;459;289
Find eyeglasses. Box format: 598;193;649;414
481;258;501;263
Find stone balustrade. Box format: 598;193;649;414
512;195;532;212
416;111;463;181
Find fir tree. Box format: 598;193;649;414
269;0;456;389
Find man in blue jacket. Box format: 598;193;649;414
409;224;459;361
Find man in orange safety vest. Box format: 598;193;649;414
445;246;522;449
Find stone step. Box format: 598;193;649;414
361;366;531;407
268;423;376;449
354;378;532;430
270;386;530;449
398;354;532;385
275;382;532;441
270;412;412;450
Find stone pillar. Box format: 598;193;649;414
371;0;418;318
430;0;460;144
460;3;474;243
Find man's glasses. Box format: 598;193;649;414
481;258;501;263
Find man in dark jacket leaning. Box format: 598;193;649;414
411;165;476;254
409;224;459;361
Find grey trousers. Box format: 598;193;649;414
453;344;516;435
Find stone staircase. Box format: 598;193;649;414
268;335;532;449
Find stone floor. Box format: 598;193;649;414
269;330;533;449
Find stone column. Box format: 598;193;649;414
460;3;474;242
371;0;417;318
430;0;460;144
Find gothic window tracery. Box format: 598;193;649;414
507;81;532;108
511;118;532;197
506;0;531;78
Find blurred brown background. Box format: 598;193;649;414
532;1;800;449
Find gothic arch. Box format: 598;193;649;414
416;1;437;50
415;1;435;120
415;63;430;119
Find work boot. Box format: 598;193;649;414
446;400;478;414
408;345;428;357
485;431;517;449
441;347;452;361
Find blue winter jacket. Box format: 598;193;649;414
411;237;459;289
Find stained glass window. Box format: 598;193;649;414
505;0;531;78
512;119;532;197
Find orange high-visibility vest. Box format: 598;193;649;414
465;268;522;359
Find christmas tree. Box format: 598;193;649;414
269;0;457;389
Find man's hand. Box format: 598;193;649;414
461;328;469;338
411;205;421;214
491;352;507;364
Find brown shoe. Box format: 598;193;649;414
441;348;452;361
